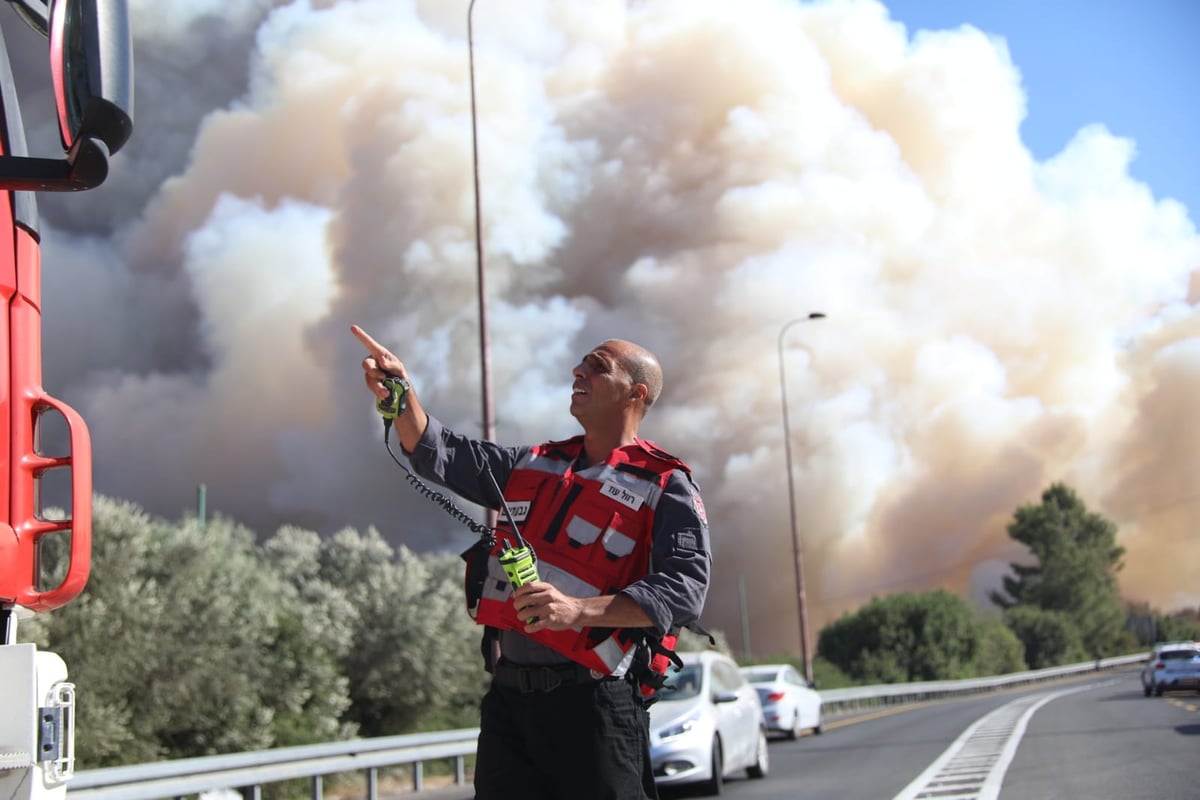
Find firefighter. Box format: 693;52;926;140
352;325;711;800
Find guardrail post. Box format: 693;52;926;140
456;756;466;785
311;774;323;800
366;766;377;800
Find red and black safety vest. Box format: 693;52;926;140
468;436;690;675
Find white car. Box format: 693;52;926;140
648;650;769;795
1141;641;1200;696
740;663;823;739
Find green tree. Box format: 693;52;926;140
973;619;1026;676
315;527;486;735
21;497;169;764
260;526;360;745
1002;606;1086;668
817;590;983;683
990;483;1126;657
22;497;354;766
811;656;854;689
1155;608;1200;643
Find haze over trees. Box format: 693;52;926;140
18;482;1190;768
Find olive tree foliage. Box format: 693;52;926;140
989;483;1127;659
21;496;354;767
817;590;985;683
302;526;487;735
256;527;359;746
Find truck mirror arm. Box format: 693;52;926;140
0;135;109;191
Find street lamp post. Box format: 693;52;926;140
777;311;825;685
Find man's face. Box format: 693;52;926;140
570;342;635;424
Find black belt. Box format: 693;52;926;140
492;660;605;693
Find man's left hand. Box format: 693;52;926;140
512;582;581;632
511;583;654;632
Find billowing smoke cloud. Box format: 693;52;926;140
6;0;1197;656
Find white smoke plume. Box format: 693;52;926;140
6;0;1197;655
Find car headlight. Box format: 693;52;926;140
659;710;702;740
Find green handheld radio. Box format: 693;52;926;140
498;544;538;588
377;375;409;421
482;466;540;622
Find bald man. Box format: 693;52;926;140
353;325;711;800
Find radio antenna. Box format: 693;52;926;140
468;0;499;528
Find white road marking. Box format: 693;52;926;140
891;681;1110;800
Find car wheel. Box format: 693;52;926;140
1143;684;1152;697
1155;684;1164;697
700;736;724;796
747;728;769;779
787;706;801;740
812;709;823;735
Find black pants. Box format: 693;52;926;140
474;675;659;800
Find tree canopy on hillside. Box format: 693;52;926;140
990;483;1129;658
817;589;987;683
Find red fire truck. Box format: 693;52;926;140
0;1;131;797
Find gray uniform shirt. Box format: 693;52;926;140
408;415;712;666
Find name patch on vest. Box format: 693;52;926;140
601;479;646;511
507;500;531;522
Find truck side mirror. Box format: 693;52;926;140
0;0;133;191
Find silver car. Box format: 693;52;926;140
1141;641;1200;696
740;663;824;739
648;650;769;795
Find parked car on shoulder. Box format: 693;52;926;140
739;663;823;739
648;650;769;796
1141;641;1200;696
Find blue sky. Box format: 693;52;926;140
880;0;1200;222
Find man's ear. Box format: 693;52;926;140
630;383;649;404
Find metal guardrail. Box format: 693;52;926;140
817;653;1146;716
68;653;1147;800
68;730;480;800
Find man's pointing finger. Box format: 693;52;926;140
350;324;387;358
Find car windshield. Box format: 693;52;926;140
1160;650;1200;660
658;665;702;701
742;669;779;684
